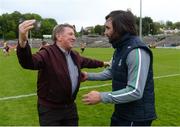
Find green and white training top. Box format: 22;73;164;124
87;48;150;104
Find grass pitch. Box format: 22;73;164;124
0;47;179;125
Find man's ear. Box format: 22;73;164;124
56;34;62;41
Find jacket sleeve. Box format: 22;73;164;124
79;55;104;68
16;41;46;70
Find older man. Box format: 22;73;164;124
17;20;108;126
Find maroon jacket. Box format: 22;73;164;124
17;43;104;108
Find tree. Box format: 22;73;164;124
94;25;103;35
166;21;173;29
135;16;140;35
80;27;88;35
40;18;57;38
5;31;16;40
174;22;180;29
90;27;95;34
0;16;3;39
142;17;153;36
153;22;162;34
0;13;17;40
23;13;41;21
0;11;58;40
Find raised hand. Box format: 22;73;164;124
18;19;36;47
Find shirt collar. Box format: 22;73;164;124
56;44;70;56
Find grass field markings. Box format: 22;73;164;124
0;73;180;101
154;73;180;79
79;83;110;90
0;93;36;101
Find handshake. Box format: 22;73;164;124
81;61;111;82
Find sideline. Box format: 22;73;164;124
0;73;180;101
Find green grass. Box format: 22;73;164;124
0;47;180;125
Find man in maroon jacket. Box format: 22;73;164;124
17;20;107;126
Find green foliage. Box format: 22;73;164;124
37;18;57;39
0;11;58;40
153;22;163;34
94;25;104;35
23;13;40;20
166;21;174;29
5;31;16;39
135;16;176;36
142;17;153;35
174;22;180;29
90;27;95;34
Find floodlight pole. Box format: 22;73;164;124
30;30;32;47
139;0;142;40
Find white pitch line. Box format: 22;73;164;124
0;93;36;101
0;73;180;101
154;73;180;79
80;83;110;90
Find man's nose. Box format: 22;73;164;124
72;35;76;40
104;31;107;36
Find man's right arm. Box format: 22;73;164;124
17;42;45;70
17;19;45;70
87;67;112;81
82;58;112;81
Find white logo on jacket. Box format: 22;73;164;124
118;59;122;66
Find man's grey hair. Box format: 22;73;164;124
52;24;75;42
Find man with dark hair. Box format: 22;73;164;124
82;10;157;126
17;20;108;126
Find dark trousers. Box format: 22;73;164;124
37;103;78;126
110;116;152;126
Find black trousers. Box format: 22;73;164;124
37;103;78;126
110;116;152;126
